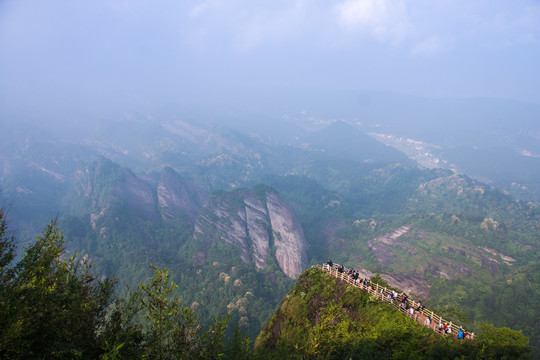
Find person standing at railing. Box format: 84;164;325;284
400;293;408;309
318;263;472;340
326;259;333;270
352;270;359;285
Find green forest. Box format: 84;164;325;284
263;165;540;348
0;208;532;359
255;267;531;359
1;135;539;358
43;158;539;350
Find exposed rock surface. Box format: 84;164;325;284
157;167;208;223
340;223;516;299
193;188;308;279
73;158;206;224
346;266;432;299
112;168;158;222
367;225;411;266
266;192;308;279
244;196;271;270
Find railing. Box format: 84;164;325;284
314;264;474;340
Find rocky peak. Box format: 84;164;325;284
193;187;308;279
112;168;159;222
265;191;308;279
157;167;208;223
71;158;206;225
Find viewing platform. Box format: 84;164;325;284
314;264;474;340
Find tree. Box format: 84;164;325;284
0;218;116;359
475;322;531;359
138;265;184;359
0;213;248;359
137;265;231;360
0;207;15;287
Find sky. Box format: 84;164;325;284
1;0;540;120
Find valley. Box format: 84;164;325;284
0;107;539;349
2;2;539;356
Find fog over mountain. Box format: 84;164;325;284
1;1;540;353
2;1;540;190
1;0;540;112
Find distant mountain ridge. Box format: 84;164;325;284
65;157;308;279
1;104;538;347
67;157;206;225
300;120;411;164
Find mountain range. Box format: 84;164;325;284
1;96;538;346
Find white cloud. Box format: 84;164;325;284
333;0;411;42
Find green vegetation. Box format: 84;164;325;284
56;160;539;350
254;267;532;359
0;209;534;359
266;168;539;349
0;210;249;359
4;148;538;355
60;207;294;340
0;215;116;359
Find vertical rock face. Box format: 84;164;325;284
71;157;120;210
112;168;159;222
157;167;208;223
193;188;308;279
244;195;271;271
193;193;252;264
72;159;206;225
73;158;308;278
266;192;308;279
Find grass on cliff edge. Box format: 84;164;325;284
253;267;531;360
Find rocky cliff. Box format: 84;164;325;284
157;167;208;222
193;187;308;279
71;158;206;226
112;168;159;222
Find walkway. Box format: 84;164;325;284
315;264;474;340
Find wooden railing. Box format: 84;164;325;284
314;264;474;340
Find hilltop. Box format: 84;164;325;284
254;266;531;359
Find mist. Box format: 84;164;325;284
1;0;540;132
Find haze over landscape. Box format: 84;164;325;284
1;1;539;359
1;0;540;115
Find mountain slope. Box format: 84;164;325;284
193;186;308;279
254;267;531;359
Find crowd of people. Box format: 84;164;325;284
324;260;472;340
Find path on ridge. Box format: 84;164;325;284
315;264;474;340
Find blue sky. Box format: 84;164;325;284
1;0;539;117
